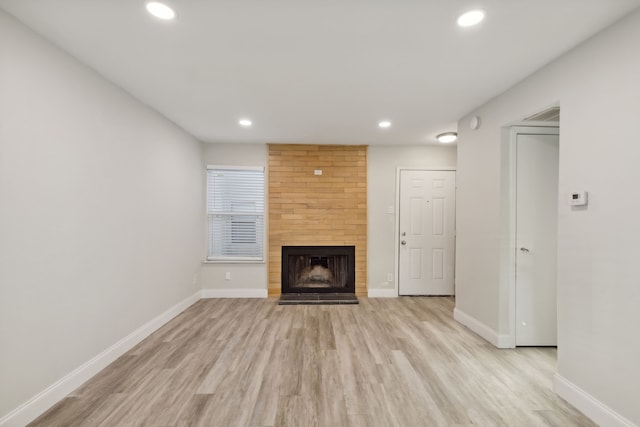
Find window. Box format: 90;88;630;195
206;166;265;261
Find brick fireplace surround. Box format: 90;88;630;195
268;144;367;296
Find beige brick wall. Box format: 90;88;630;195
268;144;367;296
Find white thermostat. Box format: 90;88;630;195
570;191;588;206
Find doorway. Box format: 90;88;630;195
510;127;559;346
398;169;456;296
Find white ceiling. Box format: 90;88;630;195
1;0;638;145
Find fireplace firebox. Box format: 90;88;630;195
281;246;355;294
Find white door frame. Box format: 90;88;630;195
507;126;559;347
394;166;457;297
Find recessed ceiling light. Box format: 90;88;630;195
457;10;485;27
239;119;252;127
146;2;176;20
378;120;391;128
437;132;458;143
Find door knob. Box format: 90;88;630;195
520;247;530;253
401;240;407;245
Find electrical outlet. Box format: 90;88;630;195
225;272;231;280
387;273;393;282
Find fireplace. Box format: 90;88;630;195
281;246;355;294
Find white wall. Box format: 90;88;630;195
200;143;268;296
456;9;640;426
0;10;203;422
368;146;457;294
199;143;457;297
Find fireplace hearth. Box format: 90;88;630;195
279;245;358;304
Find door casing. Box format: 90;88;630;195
507;126;559;347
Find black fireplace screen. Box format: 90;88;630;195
281;246;355;294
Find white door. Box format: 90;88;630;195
515;132;559;346
398;170;456;295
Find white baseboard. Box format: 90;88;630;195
0;291;201;427
554;374;636;427
453;307;512;348
368;288;397;298
201;288;268;298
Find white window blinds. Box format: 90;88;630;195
206;166;265;261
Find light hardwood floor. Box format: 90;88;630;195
29;297;595;426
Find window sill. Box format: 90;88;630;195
202;259;265;264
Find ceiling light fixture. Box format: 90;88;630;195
378;120;391;128
457;10;485;27
146;2;176;20
437;132;458;143
239;119;252;127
